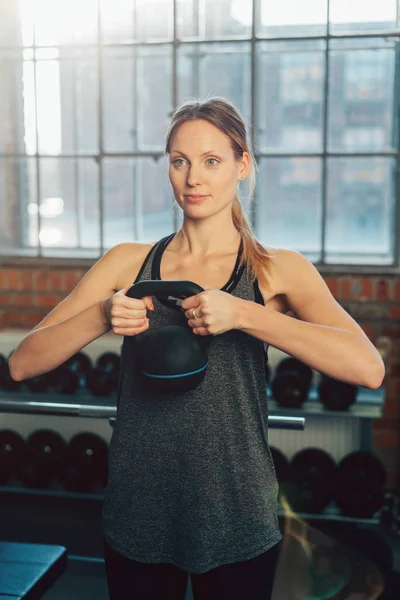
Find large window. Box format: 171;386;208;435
0;0;399;266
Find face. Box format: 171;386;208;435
168;119;250;218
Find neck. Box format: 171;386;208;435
173;218;241;258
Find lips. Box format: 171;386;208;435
184;194;208;202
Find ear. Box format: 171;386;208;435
238;151;251;181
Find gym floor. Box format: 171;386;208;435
40;527;400;600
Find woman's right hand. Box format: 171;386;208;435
102;289;154;336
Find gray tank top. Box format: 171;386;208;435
102;234;282;574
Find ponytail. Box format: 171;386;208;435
232;197;272;292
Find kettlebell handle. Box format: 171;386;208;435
126;280;204;302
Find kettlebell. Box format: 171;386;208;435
126;280;212;394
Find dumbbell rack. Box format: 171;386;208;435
268;383;385;525
0;385;385;526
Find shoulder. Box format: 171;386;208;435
107;241;156;259
261;246;320;295
106;241;156;291
266;247;313;274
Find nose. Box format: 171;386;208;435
186;164;202;187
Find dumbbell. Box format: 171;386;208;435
380;489;398;530
1;351;60;394
0;353;6;375
63;351;93;388
270;446;289;484
58;432;108;493
26;368;72;394
27;352;93;395
16;429;67;489
25;372;54;393
47;364;79;395
318;375;358;411
271;358;313;408
0;429;25;485
0;353;22;392
283;447;337;513
332;451;386;518
86;352;120;396
270;446;289;500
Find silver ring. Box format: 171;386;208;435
192;309;197;320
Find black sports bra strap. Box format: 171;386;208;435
133;242;159;285
151;233;175;280
150;233;245;297
133;234;174;286
253;278;265;306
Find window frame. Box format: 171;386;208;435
0;0;399;273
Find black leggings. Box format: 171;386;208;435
104;538;281;600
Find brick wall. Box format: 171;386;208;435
327;276;400;488
0;267;400;485
0;267;86;329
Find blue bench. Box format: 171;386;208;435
0;541;68;599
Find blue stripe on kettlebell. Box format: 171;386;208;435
141;364;208;379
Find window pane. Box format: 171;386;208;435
329;0;396;34
328;39;396;153
27;158;100;257
136;47;173;151
103;46;173;153
34;49;99;155
177;0;252;39
326;158;396;264
0;52;30;155
134;0;173;42
239;175;253;223
258;0;328;37
1;1;26;46
100;0;135;44
35;54;63;155
256;158;322;260
101;0;173;43
19;0;35;46
0;158;38;256
103;158;174;247
177;43;251;126
256;40;325;153
32;0;98;46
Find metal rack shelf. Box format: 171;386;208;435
0;485;103;502
0;385;385;526
278;502;380;526
0;485;381;525
0;385;385;420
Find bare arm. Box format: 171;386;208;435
238;250;385;388
8;242;149;382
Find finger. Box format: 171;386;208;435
116;287;128;296
142;295;154;311
113;318;149;336
114;294;151;312
112;316;148;328
187;313;205;326
185;309;201;321
192;326;210;336
112;306;148;320
181;295;201;311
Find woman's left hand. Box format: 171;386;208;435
181;289;243;336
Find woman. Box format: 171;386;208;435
9;97;385;600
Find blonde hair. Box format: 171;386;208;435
164;96;272;291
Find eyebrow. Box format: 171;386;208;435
170;150;218;157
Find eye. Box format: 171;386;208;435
207;158;219;166
172;158;186;166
